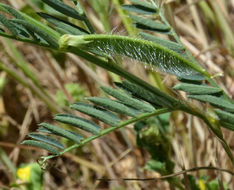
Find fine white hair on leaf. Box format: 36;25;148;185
59;34;210;80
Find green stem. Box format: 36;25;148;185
41;108;170;162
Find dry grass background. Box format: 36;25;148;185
0;0;233;189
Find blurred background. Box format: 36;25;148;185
0;0;233;189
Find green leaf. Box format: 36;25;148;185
88;97;140;117
20;12;61;41
37;127;53;134
130;15;170;33
28;133;64;149
173;83;221;95
0;3;60;43
145;160;166;173
39;123;83;144
188;95;234;112
0;3;24;19
177;75;204;82
0;26;51;47
12;19;58;48
128;0;157;10
41;0;85;21
122;4;157;15
0;16;30;38
59;34;209;79
9;21;30;38
38;12;89;35
215;109;234;124
115;81;173;108
54;113;101;134
70;103;120;126
139;32;185;54
101;86;155;112
218;121;234;131
0;13;18;35
21;140;59;155
215;109;234;130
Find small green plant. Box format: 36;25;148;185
0;0;233;189
16;162;43;190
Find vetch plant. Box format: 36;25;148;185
0;0;233;188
